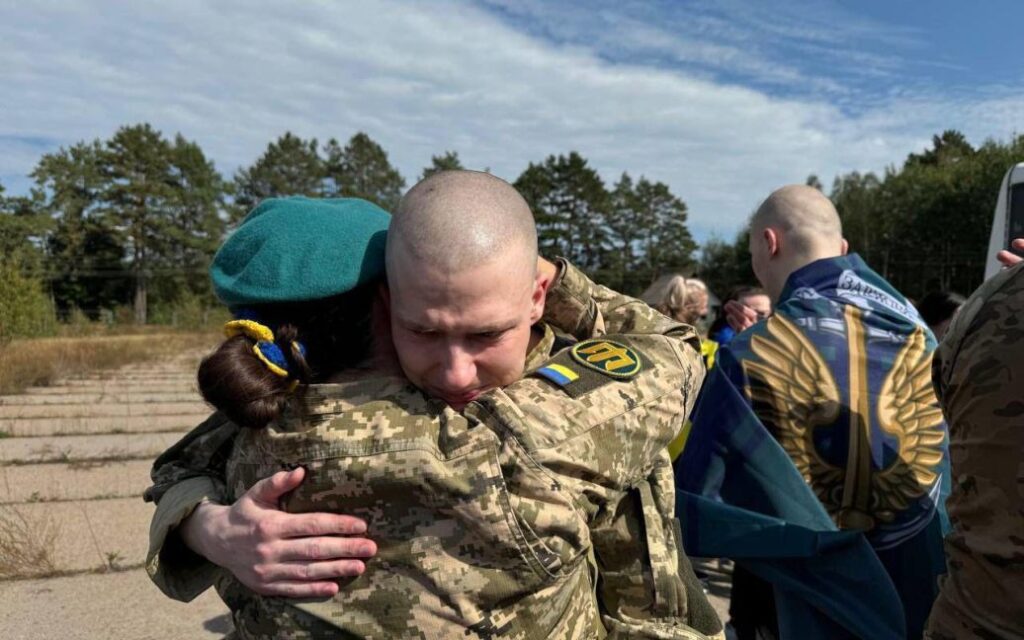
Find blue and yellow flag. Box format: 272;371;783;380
676;254;950;639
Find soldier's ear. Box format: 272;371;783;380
765;228;781;258
530;269;551;324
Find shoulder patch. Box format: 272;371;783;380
535;363;580;387
570;339;643;379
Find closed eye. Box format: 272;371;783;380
474;330;507;341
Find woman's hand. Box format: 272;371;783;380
181;467;377;597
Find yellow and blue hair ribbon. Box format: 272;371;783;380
224;316;306;383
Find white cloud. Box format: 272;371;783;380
1;0;1021;242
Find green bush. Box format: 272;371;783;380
61;307;93;336
0;263;57;342
149;290;229;331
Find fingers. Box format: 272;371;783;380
996;249;1023;269
247;468;305;507
725;301;758;332
274;536;377;562
252;579;341;599
256;558;368;584
725;301;757;319
274;512;369;539
996;239;1024;269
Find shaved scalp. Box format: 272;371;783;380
386;170;538;279
751;184;842;255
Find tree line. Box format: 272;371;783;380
2;124;1021;337
0;124;695;328
700;130;1024;300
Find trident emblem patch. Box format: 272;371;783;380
570;339;642;379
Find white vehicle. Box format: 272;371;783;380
984;162;1024;279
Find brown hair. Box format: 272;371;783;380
197;282;378;429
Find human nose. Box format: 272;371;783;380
439;343;476;390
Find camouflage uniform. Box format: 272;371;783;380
925;262;1024;640
145;261;722;639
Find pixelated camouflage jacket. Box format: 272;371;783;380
925;262;1024;640
144;260;721;639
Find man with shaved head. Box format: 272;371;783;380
678;184;950;639
385;171;548;408
747;185;848;302
145;171;723;638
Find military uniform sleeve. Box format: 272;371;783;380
474;320;720;638
925;264;1024;640
143;412;239;602
544;258;699;347
535;261;717;635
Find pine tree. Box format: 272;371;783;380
32;140;126;315
324;133;406;210
604;173;644;290
0;181;51;272
232;133;323;219
635;177;696;277
99;124;181;323
161;134;226;301
602;174;695;292
420;151;464;180
514;152;609;272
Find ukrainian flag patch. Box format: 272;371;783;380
535;363;580;387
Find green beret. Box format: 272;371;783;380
211;197;390;307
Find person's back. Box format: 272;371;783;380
222;372;598;639
691;185;949;639
717;254;948;547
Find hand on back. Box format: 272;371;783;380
181;467;377;597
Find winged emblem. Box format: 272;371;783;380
742;312;945;533
872;328;946;522
742;315;843;505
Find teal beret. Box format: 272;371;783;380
211;197;390;307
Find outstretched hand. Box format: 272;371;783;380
181;467;377;598
996;238;1024;269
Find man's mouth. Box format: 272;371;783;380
437;389;482;407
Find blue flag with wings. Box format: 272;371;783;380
676;254;950;639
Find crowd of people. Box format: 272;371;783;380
143;171;1023;639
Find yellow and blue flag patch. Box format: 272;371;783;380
535;363;580;386
533;338;646;398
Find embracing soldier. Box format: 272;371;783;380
145;172;723;638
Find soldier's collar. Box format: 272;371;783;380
524;323;556;372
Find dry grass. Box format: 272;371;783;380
0;506;60;579
0;332;219;395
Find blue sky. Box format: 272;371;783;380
1;0;1022;243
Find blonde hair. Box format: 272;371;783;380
641;274;708;325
